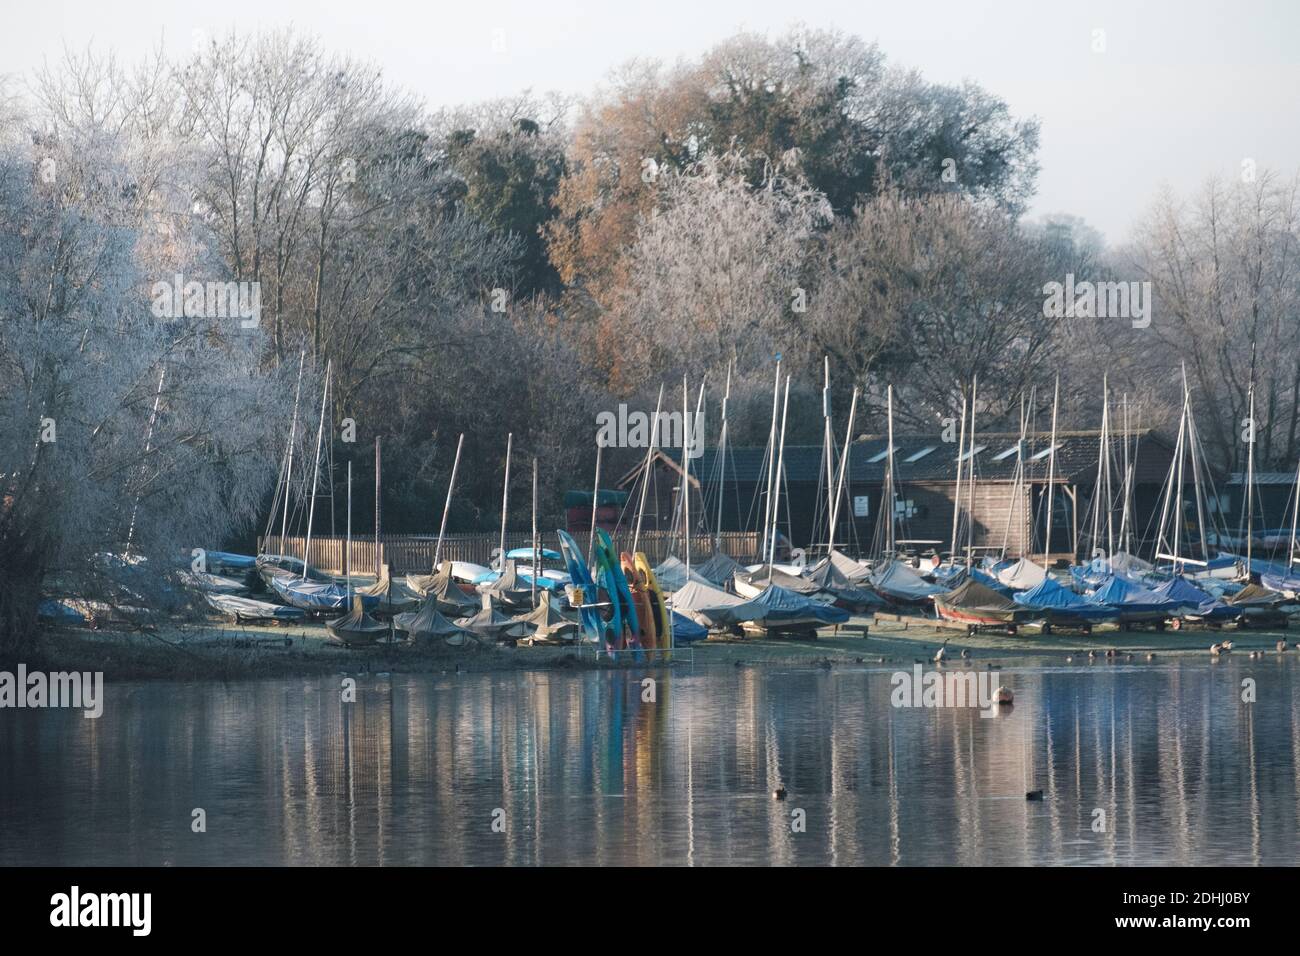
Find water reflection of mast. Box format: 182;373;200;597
342;700;357;866
1124;691;1136;864
686;715;695;867
887;703;900;865
1245;703;1261;865
764;712;791;865
1043;698;1064;863
1106;679;1117;863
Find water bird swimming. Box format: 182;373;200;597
773;785;787;801
934;640;949;663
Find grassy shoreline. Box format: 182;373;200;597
21;613;1297;682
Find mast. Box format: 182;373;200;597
964;377;979;570
1090;375;1109;561
949;390;969;563
374;436;381;576
1244;382;1256;572
345;460;352;600
531;457;539;608
1043;376;1060;567
712;361;733;554
301;361;331;580
632;384;665;556
277;347;307;551
432;433;464;570
1157;391;1188;568
1000;391;1030;559
498;432;513;571
1171;377;1189;568
126;365;166;554
1288;457;1300;568
828;387;859;553
885;384;897;558
821;357;835;550
1118;394;1132;555
683;378;705;575
588;441;602;561
761;359;782;562
768;375;791;566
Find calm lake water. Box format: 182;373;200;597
3;659;1299;866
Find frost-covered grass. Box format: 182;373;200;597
29;610;1297;681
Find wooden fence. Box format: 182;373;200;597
257;530;761;576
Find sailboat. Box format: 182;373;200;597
268;363;378;613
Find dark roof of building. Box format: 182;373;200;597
619;428;1180;488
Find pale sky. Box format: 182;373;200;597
4;0;1298;244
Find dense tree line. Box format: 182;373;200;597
2;27;1296;653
